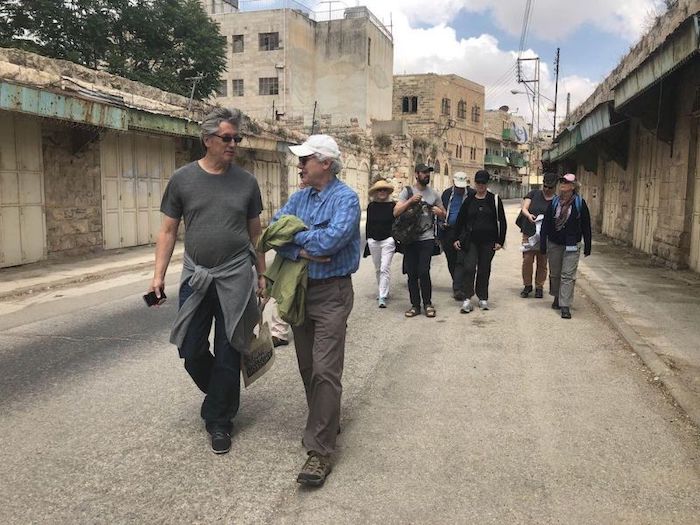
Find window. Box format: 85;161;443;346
259;77;279;95
470;147;476;161
457;100;467;119
471;104;481;123
444;164;449;176
368;37;372;65
259;32;280;51
232;79;244;96
232;34;244;53
402;96;418;113
441;97;451;116
216;80;228;97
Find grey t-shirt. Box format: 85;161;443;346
160;161;263;268
398;185;441;241
522;189;553;236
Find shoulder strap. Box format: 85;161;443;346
406;186;413;198
552;195;559;208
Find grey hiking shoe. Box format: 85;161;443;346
478;300;489;310
297;451;332;487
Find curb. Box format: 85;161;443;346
577;269;700;429
0;253;183;302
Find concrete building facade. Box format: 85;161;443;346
202;2;394;130
392;73;485;184
544;1;700;273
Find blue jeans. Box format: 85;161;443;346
178;279;241;434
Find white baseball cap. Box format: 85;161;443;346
289;134;341;160
453;171;468;188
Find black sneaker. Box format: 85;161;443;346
210;430;231;454
272;336;289;348
561;307;572;319
297;451;332;487
552;297;560;310
520;285;533;298
535;288;543;298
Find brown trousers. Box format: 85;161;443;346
522;233;548;288
292;278;354;456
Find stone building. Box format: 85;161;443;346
392;73;485;187
201;0;394;130
0;48;371;269
484;107;529;198
543;0;700;273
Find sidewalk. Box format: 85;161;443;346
1;227;699;427
0;244;183;300
578;236;700;427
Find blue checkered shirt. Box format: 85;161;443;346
272;177;361;279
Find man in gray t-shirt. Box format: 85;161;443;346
394;163;446;318
148;108;265;455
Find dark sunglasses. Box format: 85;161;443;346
212;133;243;144
543;184;555;189
299;155;316;165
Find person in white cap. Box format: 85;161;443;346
439;171;473;301
271;134;361;487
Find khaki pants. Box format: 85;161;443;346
522;234;548;288
263;297;290;341
292;278;354;456
547;241;581;307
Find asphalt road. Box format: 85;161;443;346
1;202;699;524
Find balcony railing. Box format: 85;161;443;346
484;154;508;167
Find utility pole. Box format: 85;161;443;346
553;48;560;134
311;101;318;134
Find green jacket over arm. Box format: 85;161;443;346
257;215;309;326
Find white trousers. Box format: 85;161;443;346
367;237;396;300
264;297;290;341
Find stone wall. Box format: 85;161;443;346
42;123;103;257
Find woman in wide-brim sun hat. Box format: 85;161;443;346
365;179;396;308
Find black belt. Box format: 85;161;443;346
308;274;351;286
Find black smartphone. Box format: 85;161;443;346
143;290;166;307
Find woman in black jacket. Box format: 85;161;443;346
452;170;507;313
540;173;592;319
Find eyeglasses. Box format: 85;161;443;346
543;184;555;189
212;134;243;144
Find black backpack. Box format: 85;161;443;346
391;187;431;244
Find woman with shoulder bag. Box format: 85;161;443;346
540;173;592;319
452;170;507;313
366;179;397;308
517;172;557;298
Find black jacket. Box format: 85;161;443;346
453;191;507;248
540;195;592;256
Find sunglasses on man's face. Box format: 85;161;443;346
212;134;243;144
543;184;555;189
299;155;317;166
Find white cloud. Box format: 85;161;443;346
339;0;641;128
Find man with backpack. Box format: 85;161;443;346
393;163;446;318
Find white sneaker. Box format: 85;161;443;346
460;299;473;313
478;300;489;310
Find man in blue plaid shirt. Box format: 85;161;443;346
272;134;360;487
